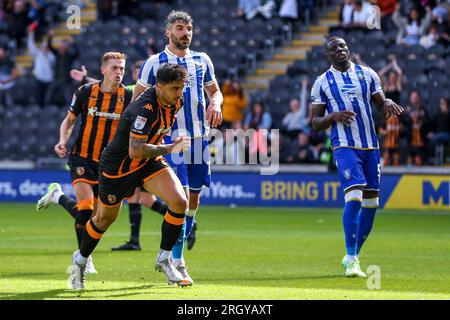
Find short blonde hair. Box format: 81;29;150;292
102;52;126;65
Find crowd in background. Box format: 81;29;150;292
0;0;449;166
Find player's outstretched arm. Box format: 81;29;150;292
55;112;77;157
372;92;404;118
129;136;191;160
311;103;356;131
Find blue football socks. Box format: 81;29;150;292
343;200;362;256
356;199;378;255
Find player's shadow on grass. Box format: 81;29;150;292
196;274;343;283
0;284;178;300
1;272;57;279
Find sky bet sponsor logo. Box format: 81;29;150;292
423;180;450;206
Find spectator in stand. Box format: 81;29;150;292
279;0;298;24
27;24;55;107
428;97;450;162
377;56;407;166
431;0;448;25
339;0;354;28
278;133;297;163
244;101;272;159
237;0;276;20
378;0;398;30
0;46;19;107
378;0;398;16
438;9;450;46
378;112;410;166
244;101;272;131
28;0;47;39
406;90;431;166
48;31;79;105
298;0;315;23
4;0;31;50
378;56;403;104
351;0;371;29
281;98;307;138
221;79;247;164
221;79;248;130
281;78;310;139
392;3;432;46
420;24;441;48
292;131;318;164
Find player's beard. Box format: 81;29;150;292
171;33;190;50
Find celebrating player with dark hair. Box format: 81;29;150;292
69;63;192;290
130;10;224;286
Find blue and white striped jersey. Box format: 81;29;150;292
311;62;382;150
137;46;217;138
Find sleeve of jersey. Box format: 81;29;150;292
124;87;134;106
368;68;383;95
137;56;157;88
68;85;86;116
130;110;151;140
311;78;327;105
203;53;217;86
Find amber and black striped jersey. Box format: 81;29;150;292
69;82;133;163
383;115;400;149
406;106;430;148
100;86;182;177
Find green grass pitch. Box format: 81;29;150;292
0;203;449;300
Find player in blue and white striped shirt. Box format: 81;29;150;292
132;11;223;286
311;37;403;277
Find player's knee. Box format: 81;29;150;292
344;189;363;203
93;207;118;230
362;197;379;209
75;199;95;225
189;192;200;210
76;211;91;226
93;215;115;231
170;194;188;213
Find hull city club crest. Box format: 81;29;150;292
108;194;116;204
76;167;85;176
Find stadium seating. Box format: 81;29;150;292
2;0;449;164
284;27;449;116
2;0;304;161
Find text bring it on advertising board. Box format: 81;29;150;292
0;170;448;210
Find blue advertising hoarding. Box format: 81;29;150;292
1;169;448;209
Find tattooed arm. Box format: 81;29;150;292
129;136;191;160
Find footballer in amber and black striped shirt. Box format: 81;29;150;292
41;52;132;261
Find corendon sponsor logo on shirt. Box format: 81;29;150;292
87;107;121;120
